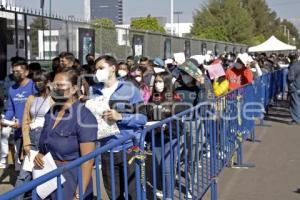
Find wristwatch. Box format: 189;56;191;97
74;192;80;199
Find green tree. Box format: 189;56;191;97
30;17;49;58
130;16;166;33
242;0;270;38
91;18;117;55
280;19;300;47
191;0;254;44
242;0;300;48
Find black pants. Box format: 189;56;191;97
102;151;136;200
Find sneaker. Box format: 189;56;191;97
156;190;163;198
218;151;227;160
186;191;192;199
0;163;8;169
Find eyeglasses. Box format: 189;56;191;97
50;81;71;90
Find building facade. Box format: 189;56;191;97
89;0;123;24
38;30;60;60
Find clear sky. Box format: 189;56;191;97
13;0;300;29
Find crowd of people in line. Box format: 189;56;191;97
0;49;299;199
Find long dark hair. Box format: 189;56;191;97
32;70;50;83
152;71;174;102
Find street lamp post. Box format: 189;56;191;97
173;11;183;36
49;0;52;59
287;29;290;44
171;0;174;35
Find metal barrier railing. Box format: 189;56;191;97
137;69;284;200
0;134;139;200
0;70;284;200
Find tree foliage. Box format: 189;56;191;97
192;0;300;48
91;18;117;55
91;18;115;28
130;16;166;33
191;0;254;44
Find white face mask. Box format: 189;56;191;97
155;82;164;93
135;77;142;83
118;70;128;78
94;68;110;83
182;75;193;84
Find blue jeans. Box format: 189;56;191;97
154;136;178;198
283;68;289;93
290;91;300;123
14;128;42;200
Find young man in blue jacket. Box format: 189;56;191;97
1;58;36;169
90;55;147;199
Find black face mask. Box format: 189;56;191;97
35;82;46;93
13;74;22;82
87;60;94;66
50;88;68;103
139;65;147;72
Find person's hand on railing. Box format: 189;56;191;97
34;152;45;169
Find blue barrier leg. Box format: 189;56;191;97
251;129;256;142
211;180;218;200
210;108;218;200
134;140;142;200
258;113;272;127
232;139;255;169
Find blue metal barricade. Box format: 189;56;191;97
1;69;285;200
0;135;139;200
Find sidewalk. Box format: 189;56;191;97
204;102;300;200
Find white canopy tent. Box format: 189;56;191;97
248;35;296;52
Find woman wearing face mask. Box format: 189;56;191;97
146;72;185;199
131;69;151;104
116;62;130;80
34;68;98;200
13;70;53;200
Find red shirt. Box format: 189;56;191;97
226;67;253;90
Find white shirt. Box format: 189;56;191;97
101;81;119;103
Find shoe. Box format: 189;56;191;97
186;191;192;199
0;163;8;169
217;151;227;160
156;190;163;198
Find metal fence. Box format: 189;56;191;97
0;3;248;79
0;69;284;200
